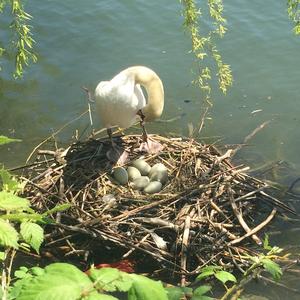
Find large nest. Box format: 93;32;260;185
21;134;293;282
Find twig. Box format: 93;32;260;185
82;86;94;128
228;208;277;246
26;110;88;163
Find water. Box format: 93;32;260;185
1;0;300;298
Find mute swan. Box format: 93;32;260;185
95;66;164;161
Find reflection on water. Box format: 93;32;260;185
1;0;300;298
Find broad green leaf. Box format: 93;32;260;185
0;219;19;248
191;295;214;300
20;222;44;253
165;287;184;300
214;271;237;284
191;286;214;300
128;274;168;300
196;270;215;281
31;266;45;276
0;168;24;193
16;263;93;300
261;258;282;281
165;286;193;300
15;269;31;279
0;191;30;211
0;251;5;260
10;276;33;299
0;212;46;223
0;135;22;145
193;285;212;296
89;268;133;292
199;265;222;273
84;291;118;300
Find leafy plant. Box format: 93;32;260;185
181;0;233;105
0;0;36;77
287;0;300;34
0;136;22;146
9;264;169;300
197;265;237;287
166;284;214;300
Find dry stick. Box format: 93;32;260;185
122;234;151;258
228;208;277;246
227;247;245;273
110;188;201;222
234;186;268;203
181;215;191;286
26;110;89;163
82;86;94;128
197;105;209;134
232;120;271;156
228;188;262;245
259;190;297;215
208;220;238;240
92;229;179;269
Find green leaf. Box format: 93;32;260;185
261;258;282;281
16;263;93;300
0;168;24;193
263;234;272;251
89;268;133;292
20;222;44;253
196;270;215;281
30;266;45;276
84;291;118;300
0;135;22;145
191;295;214;300
193;285;212;296
128;274;168;300
0;219;19;248
199;265;222;273
165;287;185;300
214;271;237;284
191;285;214;300
0;191;30;211
15;268;31;279
0;251;5;260
196;265;222;281
10;276;33;299
42;203;71;216
0;212;47;223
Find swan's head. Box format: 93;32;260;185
133;69;164;122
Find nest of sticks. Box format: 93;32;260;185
21;134;294;282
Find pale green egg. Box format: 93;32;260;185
132;176;150;190
127;166;142;181
131;159;151;175
144;181;162;194
112;167;128;185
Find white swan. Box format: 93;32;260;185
95;66;164;160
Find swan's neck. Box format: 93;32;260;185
126;66;164;121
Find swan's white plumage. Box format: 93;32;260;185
95;69;146;129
